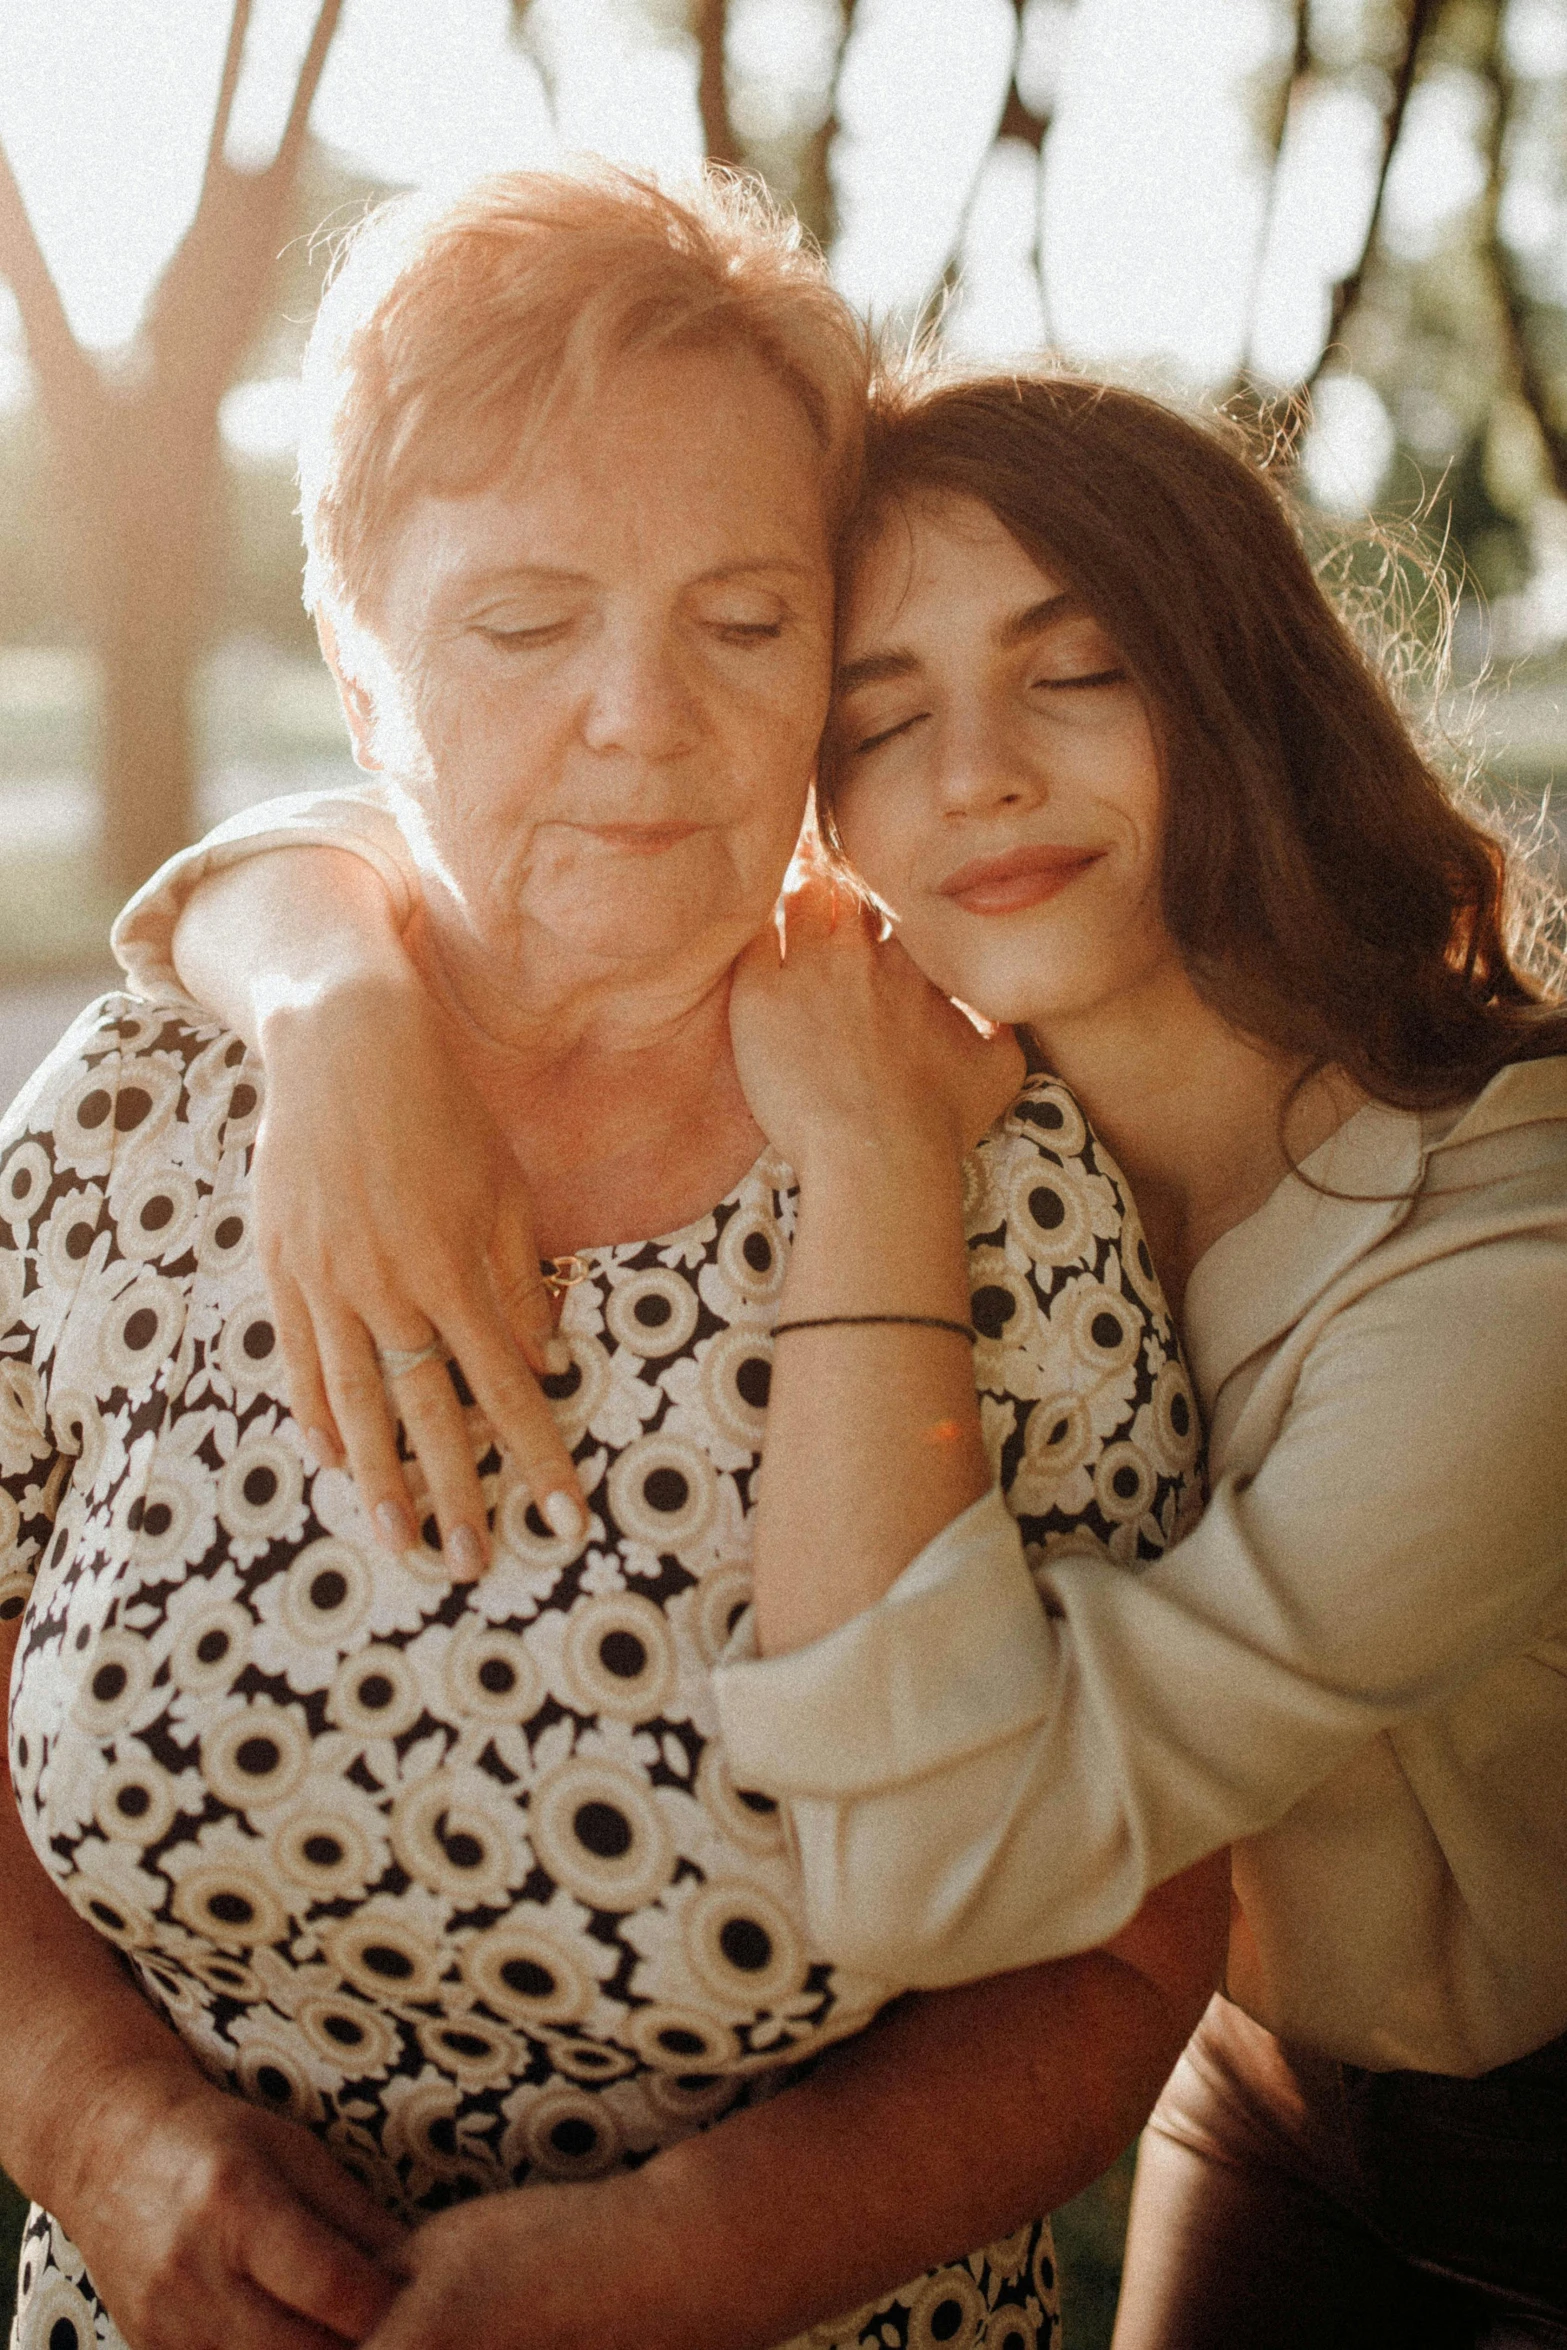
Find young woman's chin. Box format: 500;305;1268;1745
893;898;1179;1037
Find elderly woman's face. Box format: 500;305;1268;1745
361;344;835;973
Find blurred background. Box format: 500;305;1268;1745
1;0;1565;2338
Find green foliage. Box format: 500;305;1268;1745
1053;2145;1138;2350
0;2168;26;2316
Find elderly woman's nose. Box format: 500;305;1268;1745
580;625;702;759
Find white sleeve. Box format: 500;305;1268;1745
110;787;419;1003
713;1229;1567;1985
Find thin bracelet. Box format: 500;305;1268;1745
771;1313;977;1342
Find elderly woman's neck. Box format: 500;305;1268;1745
406;902;766;1256
408;897;752;1064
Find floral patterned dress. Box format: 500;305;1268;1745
1;995;1200;2350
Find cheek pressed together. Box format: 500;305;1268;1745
829;495;1178;1035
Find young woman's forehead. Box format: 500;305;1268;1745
841;493;1068;646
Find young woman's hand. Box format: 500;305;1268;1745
58;2059;405;2350
729;872;1025;1180
253;961;584;1577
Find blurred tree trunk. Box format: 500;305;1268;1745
0;0;343;899
794;1;859;251
693;0;741;168
1479;11;1567;498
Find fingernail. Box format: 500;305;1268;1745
447;1525;485;1580
375;1500;411;1552
305;1427;338;1469
543;1336;573;1377
543;1489;585;1541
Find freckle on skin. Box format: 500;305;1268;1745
922;1419;962;1446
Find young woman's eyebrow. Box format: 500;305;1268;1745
997;590;1081;648
836;591;1086;692
835;648;919;692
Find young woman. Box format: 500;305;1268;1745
715;376;1567;2348
111;371;1567;2347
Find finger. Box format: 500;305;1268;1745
219;2278;353;2350
242;2173;401;2344
382;1351;490;1580
357;2264;481;2350
357;2274;437;2350
269;2128;408;2264
486;1163;561;1375
314;1309;418;1551
443;1314;586;1546
270;1272;343;1470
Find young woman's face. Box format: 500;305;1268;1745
829;494;1179;1030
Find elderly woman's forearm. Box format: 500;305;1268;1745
171;845;407;1048
0;1629;202;2206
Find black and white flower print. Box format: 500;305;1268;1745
2;996;1200;2350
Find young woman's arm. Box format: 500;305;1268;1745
111;798;581;1571
731;882;1024;1652
359;1849;1230;2350
716;1058;1567;2020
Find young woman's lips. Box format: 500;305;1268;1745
939;845;1103;914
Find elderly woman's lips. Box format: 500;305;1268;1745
577;822;704;855
939;846;1103;914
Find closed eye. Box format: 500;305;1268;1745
478;621;572;649
714;621;784;644
1038;667;1126;692
851;710;929;755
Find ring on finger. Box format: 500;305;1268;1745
376;1335;447;1380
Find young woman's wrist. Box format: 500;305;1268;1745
790;1109;965;1193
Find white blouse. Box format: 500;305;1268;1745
716;1064;1567;2079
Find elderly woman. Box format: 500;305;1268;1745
0;170;1222;2350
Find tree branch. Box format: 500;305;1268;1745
0;133;99;430
999;0;1051;152
1003;0;1062;346
270;0;346;185
693;0;740;169
1239;0;1310;378
797;0;861;251
203;0;254;189
1307;0;1439;384
146;0;343;399
940;0;1061;347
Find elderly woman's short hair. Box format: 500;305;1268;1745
299;164;871;630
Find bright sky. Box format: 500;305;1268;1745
0;0;1540;512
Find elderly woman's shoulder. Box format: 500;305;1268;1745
972;1071;1140;1224
2;989;260;1180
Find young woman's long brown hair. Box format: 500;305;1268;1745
824;372;1567;1110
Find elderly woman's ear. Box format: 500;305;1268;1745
316;608;383;773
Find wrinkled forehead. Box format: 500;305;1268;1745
367;341;839;634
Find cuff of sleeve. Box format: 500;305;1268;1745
111;790;418;1000
712;1486;1057;1799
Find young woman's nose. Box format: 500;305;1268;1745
935;702;1041;815
579;621;701;760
